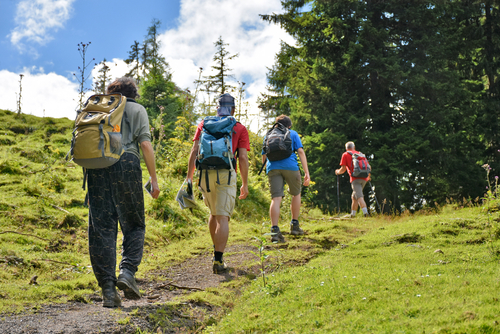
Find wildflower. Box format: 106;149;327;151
496;176;499;180
416;294;421;297
482;164;490;170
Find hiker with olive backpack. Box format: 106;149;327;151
335;141;371;217
262;115;310;243
70;77;160;308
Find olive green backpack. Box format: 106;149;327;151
67;94;127;170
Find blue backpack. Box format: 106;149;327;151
196;116;237;191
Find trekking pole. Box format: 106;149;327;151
337;174;340;217
369;181;381;213
258;160;267;176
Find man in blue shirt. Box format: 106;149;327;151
262;115;310;242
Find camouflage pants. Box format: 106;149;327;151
87;153;145;287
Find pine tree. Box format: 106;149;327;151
203;36;239;101
136;19;183;137
93;58;111;94
261;0;487;213
124;41;142;82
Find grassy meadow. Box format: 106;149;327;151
1;109;500;333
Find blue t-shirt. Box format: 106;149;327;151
263;129;303;173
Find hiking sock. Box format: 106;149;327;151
351;210;356;217
361;207;368;215
214;251;224;263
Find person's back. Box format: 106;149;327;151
336;141;370;218
86;77;160;308
186;93;250;274
261;115;310;243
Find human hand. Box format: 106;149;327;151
335;169;340;175
150;179;160;199
239;184;249;199
303;174;310;187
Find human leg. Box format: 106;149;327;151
199;170;235;273
87;168;121;307
270;196;283;227
268;170;286;242
352;179;369;217
112;154;145;299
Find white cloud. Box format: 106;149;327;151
159;0;294;132
10;0;75;50
0;68;79;119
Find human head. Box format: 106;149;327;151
276;114;292;128
106;77;139;99
217;93;235;116
345;141;355;150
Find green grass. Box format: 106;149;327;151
2;109;500;333
210;207;500;333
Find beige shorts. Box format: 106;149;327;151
351;179;367;199
198;169;236;217
268;169;302;198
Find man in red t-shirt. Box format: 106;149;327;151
335;141;370;217
187;93;250;274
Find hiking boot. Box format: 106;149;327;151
290;221;305;236
364;213;371;217
102;281;121;308
116;269;141;300
271;228;285;243
213;260;228;274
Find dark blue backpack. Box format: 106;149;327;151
196;116;237;192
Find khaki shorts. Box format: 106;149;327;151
268;169;302;198
351;179;367;199
198;169;236;217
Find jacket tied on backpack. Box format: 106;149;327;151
196;116;237;192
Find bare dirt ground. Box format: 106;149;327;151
0;244;267;334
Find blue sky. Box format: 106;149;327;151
0;0;293;132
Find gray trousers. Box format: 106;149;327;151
87;153;145;287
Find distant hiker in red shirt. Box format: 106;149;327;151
335;141;371;217
186;93;250;274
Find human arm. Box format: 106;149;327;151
296;147;310;186
140;140;160;199
187;140;199;183
238;148;249;199
335;165;347;175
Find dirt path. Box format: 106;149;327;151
0;244;263;334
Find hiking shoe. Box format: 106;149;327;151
271;229;285;243
364;213;371;217
290;221;305;235
116;269;141;300
102;281;121;308
213;260;228;274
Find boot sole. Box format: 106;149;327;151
116;280;141;300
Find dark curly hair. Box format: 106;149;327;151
276;114;292;128
106;77;139;99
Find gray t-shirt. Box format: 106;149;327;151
122;98;151;159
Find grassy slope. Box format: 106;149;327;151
213;206;500;333
2;109;500;333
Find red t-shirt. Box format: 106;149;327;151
340;150;370;183
193;120;250;172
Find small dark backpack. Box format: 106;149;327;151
348;151;371;178
263;122;293;161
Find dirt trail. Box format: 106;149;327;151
0;244;262;334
